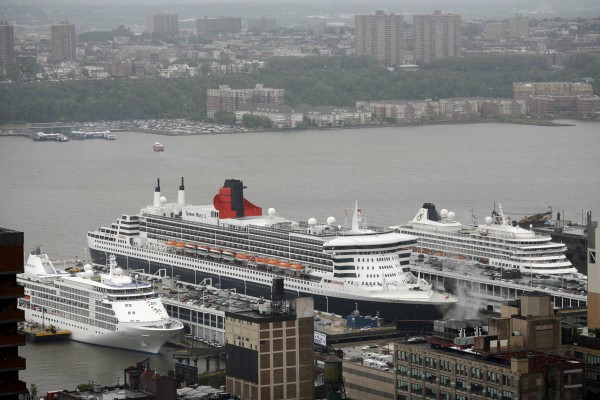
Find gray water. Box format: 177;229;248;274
1;121;599;394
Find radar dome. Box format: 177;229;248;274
308;218;317;226
327;216;336;225
84;270;94;279
440;209;449;218
160;196;167;204
114;267;123;275
268;208;276;216
485;216;493;225
84;264;93;271
447;211;456;220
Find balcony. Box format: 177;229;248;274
0;380;27;395
0;356;26;372
0;333;26;347
0;310;25;323
0;286;25;299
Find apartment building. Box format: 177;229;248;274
147;13;178;35
0;21;15;66
235;104;303;129
197;17;242;34
513;81;599;117
509;15;530;39
51;21;76;63
393;294;583;400
484;22;508;41
207;83;284;118
413;10;462;64
248;17;277;33
355;11;404;66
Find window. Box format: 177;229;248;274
411;368;422;380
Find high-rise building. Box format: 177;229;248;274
147;13;178;35
413;10;461;64
51;21;76;63
354;11;404;66
0;21;15;66
248;17;277;33
225;285;314;400
0;227;27;400
484;22;508;41
509;14;529;38
197;17;242;34
587;213;599;329
207;83;284;118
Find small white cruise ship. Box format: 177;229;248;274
17;247;184;353
87;179;457;322
393;203;577;275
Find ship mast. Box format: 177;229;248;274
351;200;361;232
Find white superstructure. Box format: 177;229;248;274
86;179;457;321
17;247;183;353
393;203;577;275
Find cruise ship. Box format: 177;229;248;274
17;247;184;353
392;203;578;275
87;179;457;321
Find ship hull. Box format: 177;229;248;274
24;308;179;354
89;248;453;321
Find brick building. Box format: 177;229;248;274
0;228;27;400
225;294;314;400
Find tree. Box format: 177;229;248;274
242;113;273;128
29;383;38;399
213;111;236;125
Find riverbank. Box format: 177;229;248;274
2;116;594;138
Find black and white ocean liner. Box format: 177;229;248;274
87;179;457;321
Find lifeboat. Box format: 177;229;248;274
185;244;197;254
197;246;209;256
415;248;431;254
209;248;222;259
433;251;445;257
235;253;249;263
278;261;292;269
166;241;177;248
255;257;268;267
222;250;235;261
290;264;304;271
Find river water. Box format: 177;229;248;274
1;121;599;394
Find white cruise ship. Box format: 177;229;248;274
17;247;184;353
393;203;577;275
87;179;457;321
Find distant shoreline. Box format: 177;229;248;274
0;117;591;137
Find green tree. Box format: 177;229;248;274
242;113;273;128
213;111;236;125
29;383;38;399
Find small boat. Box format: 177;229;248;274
19;321;71;343
221;250;235;261
197;246;209;256
235;253;249;263
185;244;197;254
153;142;164;152
209;248;222;259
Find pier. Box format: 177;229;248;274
412;257;587;313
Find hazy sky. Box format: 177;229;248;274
2;0;599;34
